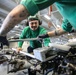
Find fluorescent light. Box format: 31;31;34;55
44;15;51;20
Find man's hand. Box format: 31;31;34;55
0;36;9;49
17;47;22;52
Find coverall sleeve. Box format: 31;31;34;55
18;28;26;47
20;0;55;15
61;19;73;32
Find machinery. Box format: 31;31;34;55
0;38;76;75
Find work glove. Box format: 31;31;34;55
69;29;76;33
38;34;49;39
0;36;9;49
37;34;49;43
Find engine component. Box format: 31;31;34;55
33;47;57;62
0;55;8;64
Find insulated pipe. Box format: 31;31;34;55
12;48;35;58
8;38;41;42
49;43;71;51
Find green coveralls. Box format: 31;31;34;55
18;26;50;49
20;0;76;32
18;26;50;75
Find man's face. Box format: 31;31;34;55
29;20;39;31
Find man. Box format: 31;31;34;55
0;0;76;45
17;15;50;75
17;15;50;52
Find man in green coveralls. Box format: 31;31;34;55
0;0;76;47
17;15;50;53
17;15;50;75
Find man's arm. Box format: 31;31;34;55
38;28;67;38
0;4;29;36
48;28;67;37
0;0;56;36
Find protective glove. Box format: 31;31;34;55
37;34;49;43
37;38;43;43
69;29;76;33
0;36;9;49
38;34;49;39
